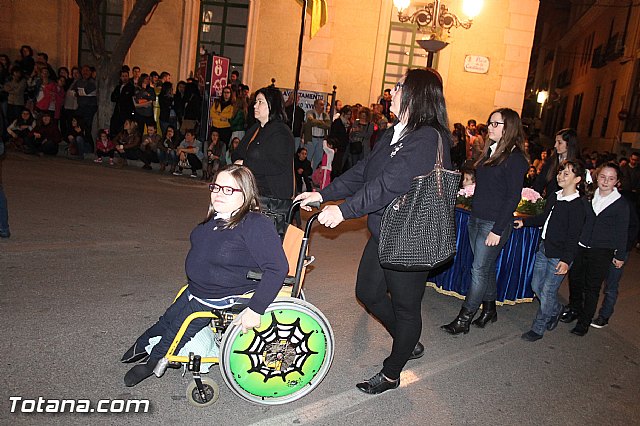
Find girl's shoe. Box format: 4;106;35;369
109;158;114;166
94;157;102;163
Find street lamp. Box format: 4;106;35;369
393;0;482;67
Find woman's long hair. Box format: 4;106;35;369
203;164;260;229
255;86;288;123
214;85;235;111
477;108;529;167
546;128;579;183
397;68;451;145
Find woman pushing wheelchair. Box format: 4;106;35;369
122;164;288;387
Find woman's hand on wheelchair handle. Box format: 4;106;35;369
294;191;323;211
319;205;344;228
232;307;261;333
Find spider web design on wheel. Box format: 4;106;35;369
233;312;318;383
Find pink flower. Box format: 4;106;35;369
458;183;475;197
521;187;542;202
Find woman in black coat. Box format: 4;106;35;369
296;69;452;395
232;86;295;235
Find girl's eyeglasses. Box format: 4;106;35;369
209;183;242;195
487;121;504;128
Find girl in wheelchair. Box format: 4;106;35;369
122;164;288;387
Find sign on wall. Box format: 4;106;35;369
464;55;490;74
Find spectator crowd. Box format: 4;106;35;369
1;45;639;264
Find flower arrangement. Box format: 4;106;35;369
456;183;475;210
516;187;546;216
456;184;546;216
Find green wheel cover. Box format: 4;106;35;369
220;298;334;404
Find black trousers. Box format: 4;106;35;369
568;246;614;328
355;238;428;380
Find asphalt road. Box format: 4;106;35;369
1;153;639;425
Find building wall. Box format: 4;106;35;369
537;3;640;152
1;0;539;130
0;0;79;71
0;0;190;81
127;0;187;79
437;0;538;123
245;0;538;124
245;0;389;106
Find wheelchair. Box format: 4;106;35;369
152;201;334;407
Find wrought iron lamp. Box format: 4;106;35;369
393;0;482;67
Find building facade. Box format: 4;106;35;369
527;0;640;153
1;0;538;125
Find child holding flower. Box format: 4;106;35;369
514;160;586;341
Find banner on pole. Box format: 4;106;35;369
210;56;230;98
281;88;328;114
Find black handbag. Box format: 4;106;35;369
378;132;460;271
258;195;292;237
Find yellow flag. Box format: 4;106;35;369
309;0;328;38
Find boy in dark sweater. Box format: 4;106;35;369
515;160;586;341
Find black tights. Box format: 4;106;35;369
355;238;428;380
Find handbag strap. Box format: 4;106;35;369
435;131;443;168
435;131;444;197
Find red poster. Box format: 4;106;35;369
210;56;230;98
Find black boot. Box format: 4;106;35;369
441;307;476;335
124;358;159;387
472;301;497;328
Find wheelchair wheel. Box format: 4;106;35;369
186;377;219;408
219;297;334;405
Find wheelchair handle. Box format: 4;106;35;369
287;199;321;225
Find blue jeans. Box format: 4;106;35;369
529;242;567;335
307;137;324;169
0;184;9;236
463;216;512;311
134;290;212;361
598;252;628;320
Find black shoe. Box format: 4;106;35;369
547;304;564;331
356;372;399;395
472;301;497;328
124;359;158;387
559;307;579;323
441;307;476;335
121;342;148;363
408;342;424;360
590;317;609;328
142;164;152;170
570;324;588;336
521;330;543;342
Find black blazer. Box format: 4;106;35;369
232;121;295;200
320;125;451;241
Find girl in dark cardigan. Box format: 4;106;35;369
442;108;529;335
514;160;586;341
561;163;629;336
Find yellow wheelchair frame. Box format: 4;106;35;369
155;202;334;407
